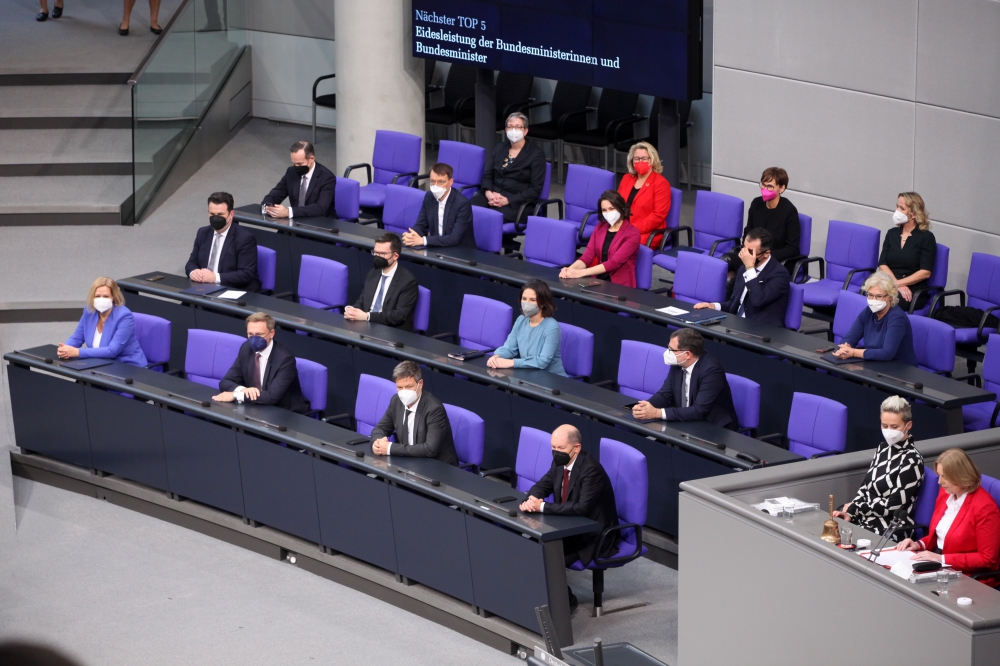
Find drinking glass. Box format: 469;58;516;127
937;569;950;595
783;503;795;523
840;527;853;546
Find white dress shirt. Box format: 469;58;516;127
367;260;399;320
233;339;272;402
288;164;315;219
206;224;230;284
662;358;699;420
934;491;968;565
540;455;577;513
711;256;771;313
92;326;103;349
422;187;451;245
387;395;420;455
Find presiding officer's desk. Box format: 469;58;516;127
119;272;801;538
678;430;1000;666
232;205;994;444
4;346;597;646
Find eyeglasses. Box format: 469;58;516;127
633;156;651;163
760;183;778;191
505;124;526;131
867;292;890;300
371;249;394;258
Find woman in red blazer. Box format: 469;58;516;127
559;190;640;288
617;141;672;246
898;448;1000;586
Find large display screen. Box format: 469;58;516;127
412;0;702;101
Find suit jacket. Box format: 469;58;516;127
528;450;619;565
919;486;1000;585
412;188;476;248
184;222;261;293
720;257;791;328
648;353;739;429
370;391;459;465
353;264;419;331
617;171;672;245
579;220;641;288
479;139;546;209
262;162;337;218
65;305;148;367
218;339;310;414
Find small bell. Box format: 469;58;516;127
820;494;842;543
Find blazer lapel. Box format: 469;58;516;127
218;225;238;269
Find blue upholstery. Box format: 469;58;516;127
522;217;578;267
913;466;940;538
963;334;1000;431
726;373;761;436
514;426;553;494
556;164;616;243
457;295;513;350
357;130;422;209
616;340;669;400
184;329;244;389
909;243;948;316
257;246;276;294
799;220;880;308
472;206;503;253
354;374;397;436
132;312;171;372
672;252;727;305
436;140;486;196
785;282;805;331
635;245;653;290
444;403;485;471
335;177;360;221
295;357;327;415
945;253;1000;345
298;255;349;312
652;190;743;273
414;286;431;334
503;162;552;236
831;290;870;344
909;314;955;375
381;184;426;236
558;322;594;380
786;392;848;459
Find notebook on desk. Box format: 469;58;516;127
60;358;112;371
180;284;226;296
677;309;728;325
820;352;858;365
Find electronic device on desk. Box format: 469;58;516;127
447;349;485;362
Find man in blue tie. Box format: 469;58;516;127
343;232;420;331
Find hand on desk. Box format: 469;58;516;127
213;391;235;403
189;269;218;283
834;343;859;359
343;306;368;321
265;204;289;218
693;302;714;310
559;266;585;279
519;496;543;513
56;343;79;359
631;401;661;421
372;437;390;455
402;229;425;247
832;510;851;520
486;355;514;369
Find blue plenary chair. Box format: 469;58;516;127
345;130;421;214
443;403;485;472
785;282;806;331
472;206;503;253
908;243;949;316
643;187;682;250
297;255;349;312
671;252;727;305
512;217;578;267
183;330;244;389
132;312;171;372
635;245;653;290
558;322;594;380
295;357;327;419
760;392;848;459
596;340;669;400
929;252;1000;372
529;164;615;244
909;314;955;375
781;213;813;280
414;286;431;334
327;374;397;436
334;177;360;221
726;373;761;437
379;183;426;235
911;466;940;539
653;190;744;274
257;246;276;295
482;426;554;493
794;220;880;314
413;140;485;197
502;161;552;241
568;437;648;617
962;334;1000;432
804;289;868;342
432;294;513;351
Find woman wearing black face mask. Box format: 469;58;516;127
487;280;567;376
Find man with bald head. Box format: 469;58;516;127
520;425;620;611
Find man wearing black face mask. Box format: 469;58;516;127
693;227;790;328
185;191;261;292
344;232;420;331
261;140;337;219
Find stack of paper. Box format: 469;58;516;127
752;497;821;516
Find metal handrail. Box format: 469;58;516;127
128;0;194;86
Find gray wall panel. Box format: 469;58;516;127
244;0;335;40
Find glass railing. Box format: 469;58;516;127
127;0;246;224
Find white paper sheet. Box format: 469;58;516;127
657;306;689;316
217;290;246;300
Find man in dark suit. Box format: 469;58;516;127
343;232;420;331
370;361;459;465
185;191;261;292
693;227;791;328
631;328;739;430
261;140;337;219
401;162;476;249
213;312;310;414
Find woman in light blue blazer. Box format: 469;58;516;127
58;277;148;367
487;280;567;376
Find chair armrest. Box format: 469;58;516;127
592;379;616;389
782;254;807;273
453;95;476;116
657;225;693;252
799;323;834;342
709;235;742;258
410;172;430;188
557;107;597;136
650;287;672;294
430;331;456;341
906;285;942;313
990;402;1000;429
305;408;324;419
757;433;784;445
323;413;352;427
594;523;644;566
927;289;966;318
507;252;524;260
479;466;515;488
391;171;419;185
272;290;294;300
312;73;335;102
458;462;480;473
146;361;168;372
577;210;599;244
501;99;534;119
952;373;982;388
810;450;841;459
976;305;1000;341
909;523;930;540
842;266;877;292
523;100;549;110
605;114;644;143
165;368;183;377
530;198;564;224
357;218;380;226
644;228;668;248
972;569;1000;581
792;256;824;284
459;183;481;197
344;163;372;184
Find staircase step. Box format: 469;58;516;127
0;175;132;226
0;84;132;129
0;72;131;86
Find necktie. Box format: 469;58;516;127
682;370;690;408
208;233;221;273
561;468;570;503
372;274;388;312
252;352;263;390
300;174;308;203
406;408;415;446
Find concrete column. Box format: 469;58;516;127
334;0;425;175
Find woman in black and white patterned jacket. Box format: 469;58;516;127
833;396;925;538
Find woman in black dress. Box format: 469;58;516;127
471;112;546;225
878;192;936;310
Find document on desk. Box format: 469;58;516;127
217;290;247;300
657;306;689;316
752;497;820;516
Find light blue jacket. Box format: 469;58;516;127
65;305;148;367
494;315;567;376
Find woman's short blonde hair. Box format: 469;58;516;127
626;142;663;176
86;277;125;312
935;448;981;494
898;192;930;232
880;395;912;423
863;271;900;307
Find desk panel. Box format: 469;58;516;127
161;409;245;516
7;363;93;468
84;386;169;490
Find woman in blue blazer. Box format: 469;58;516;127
58;277;148;367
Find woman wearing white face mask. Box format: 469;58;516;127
878;192;937;310
833;396;924;538
487;280;567;376
559;191;640;287
833;271;918;365
58;277;148;367
470;112;547;225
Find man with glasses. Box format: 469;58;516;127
344;232;420;331
402;162;475;249
470;112;546;226
631;328;739;430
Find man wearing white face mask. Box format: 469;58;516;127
370;361;459;465
58;277;147;367
470;112;546;229
402;162;475;249
833;396;924;538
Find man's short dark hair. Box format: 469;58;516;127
207;191;234;212
670;328;705;357
744;227;773;252
375;232;402;255
290;141;315;158
430;162;454;180
392;360;422;383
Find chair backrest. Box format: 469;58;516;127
441;63;478;107
437;140;485;195
295;357;327;413
184;329;245;389
458;294;513;350
617;340;669;400
494;72;534;122
797;213;812;258
914;466;940;529
823;220;881;289
981;334;1000;395
415;286;431;334
523;217;578;267
540;161;552;201
334;177;361;220
785;282;805;331
831;290;870;344
558;322;594;379
928;243;949;291
371;130;422;186
354;374;397;436
472;206;503;252
443;403;485;468
635;245;653;290
726;373;761;433
966;252;1000;311
257;246;276;293
381;183;426;235
132;312;171;369
549;82;593;134
594;90;639;129
298;254;349;310
673;252;727;304
563;164;616;227
515;426;554;494
908;314;956;374
981;474;1000;511
599;437;648;546
664;187;683;231
786;392;848;459
692;190;744;255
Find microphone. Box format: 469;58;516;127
725;328;771;343
866;506;909;562
876;372;923;391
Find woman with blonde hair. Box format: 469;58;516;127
616;141;672;246
58;277;147;366
877;192;937;309
834;271;917;364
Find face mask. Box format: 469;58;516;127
430;184;447;199
552;450;572;467
882;428;908;446
633;161;651;176
248;334;269;353
521;301;539;317
294;164;310;176
209;215;228;231
603;209;621;225
663;349;681;366
760;188;778;202
506;129;524;143
373;255;391;270
867;298;887;313
892;210;909;226
397;389;418;407
93;297;113;313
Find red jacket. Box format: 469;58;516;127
617;171;672;246
919;486;1000;585
579;220;640;288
